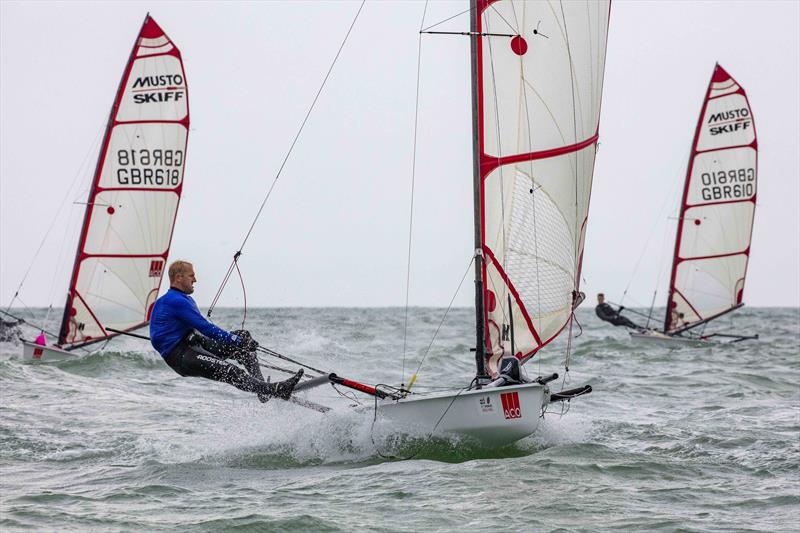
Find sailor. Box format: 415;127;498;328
150;260;303;402
595;293;641;330
0;318;21;342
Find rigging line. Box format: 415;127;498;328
420;5;473;33
5;124;104;312
410;256;474;380
402;0;430;389
488;2;519;35
421;31;515;37
510;0;544;335
208;0;366;316
485;13;510;290
256;345;328;376
620;155;686;305
560;0;580;373
234;257;247;330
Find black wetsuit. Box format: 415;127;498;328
595;303;640;329
164;333;294;400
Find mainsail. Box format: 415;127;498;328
474;1;610;374
664;64;756;334
58;15;189;348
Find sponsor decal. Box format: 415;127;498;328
500;391;522;420
479;396;495;414
131;74;186;104
706;107;751;136
149;260;164;278
33;348;43;359
196;354;225;366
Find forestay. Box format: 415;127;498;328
58;15;189;348
476;1;610;374
664;64;757;333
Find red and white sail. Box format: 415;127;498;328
58;15;189;348
476;1;610;374
664;64;756;333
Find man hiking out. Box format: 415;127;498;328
150;260;303;401
595;293;642;330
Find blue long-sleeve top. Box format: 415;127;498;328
150;288;238;357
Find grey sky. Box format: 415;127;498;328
1;0;798;310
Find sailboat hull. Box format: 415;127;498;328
21;341;76;362
629;330;711;348
377;382;548;447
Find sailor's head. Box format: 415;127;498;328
169;260;196;294
597;293;605;303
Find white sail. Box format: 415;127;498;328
664;64;756;333
476;0;610;374
59;16;189;348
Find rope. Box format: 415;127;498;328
402;0;430;388
407;257;474;391
559;0;580;379
256;345;329;376
208;0;366;317
4;125;103;312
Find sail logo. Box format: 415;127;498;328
500;391;522;419
479;396;495;413
707;107;751;136
131;74;185;104
149;260;164;278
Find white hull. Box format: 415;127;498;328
629;330;711;348
377;382;548;447
21;341;76;362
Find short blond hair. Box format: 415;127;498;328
168;260;193;283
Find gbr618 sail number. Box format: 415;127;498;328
116;149;184;186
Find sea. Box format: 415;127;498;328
1;307;798;532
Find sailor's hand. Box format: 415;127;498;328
232;329;259;351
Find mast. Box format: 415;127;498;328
470;0;486;380
57;14;149;346
662;67;711;334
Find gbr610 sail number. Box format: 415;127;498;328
699;166;755;201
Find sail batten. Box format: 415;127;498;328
58;15;189;348
664;64;756;333
474;0;610;375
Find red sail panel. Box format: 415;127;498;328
58;15;189;348
664;64;756;333
475;0;610;375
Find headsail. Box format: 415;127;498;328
475;1;610;375
58;15;189;348
664;64;756;333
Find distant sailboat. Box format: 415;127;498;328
630;64;758;346
20;15;190;361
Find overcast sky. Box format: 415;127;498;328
1;0;798;310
